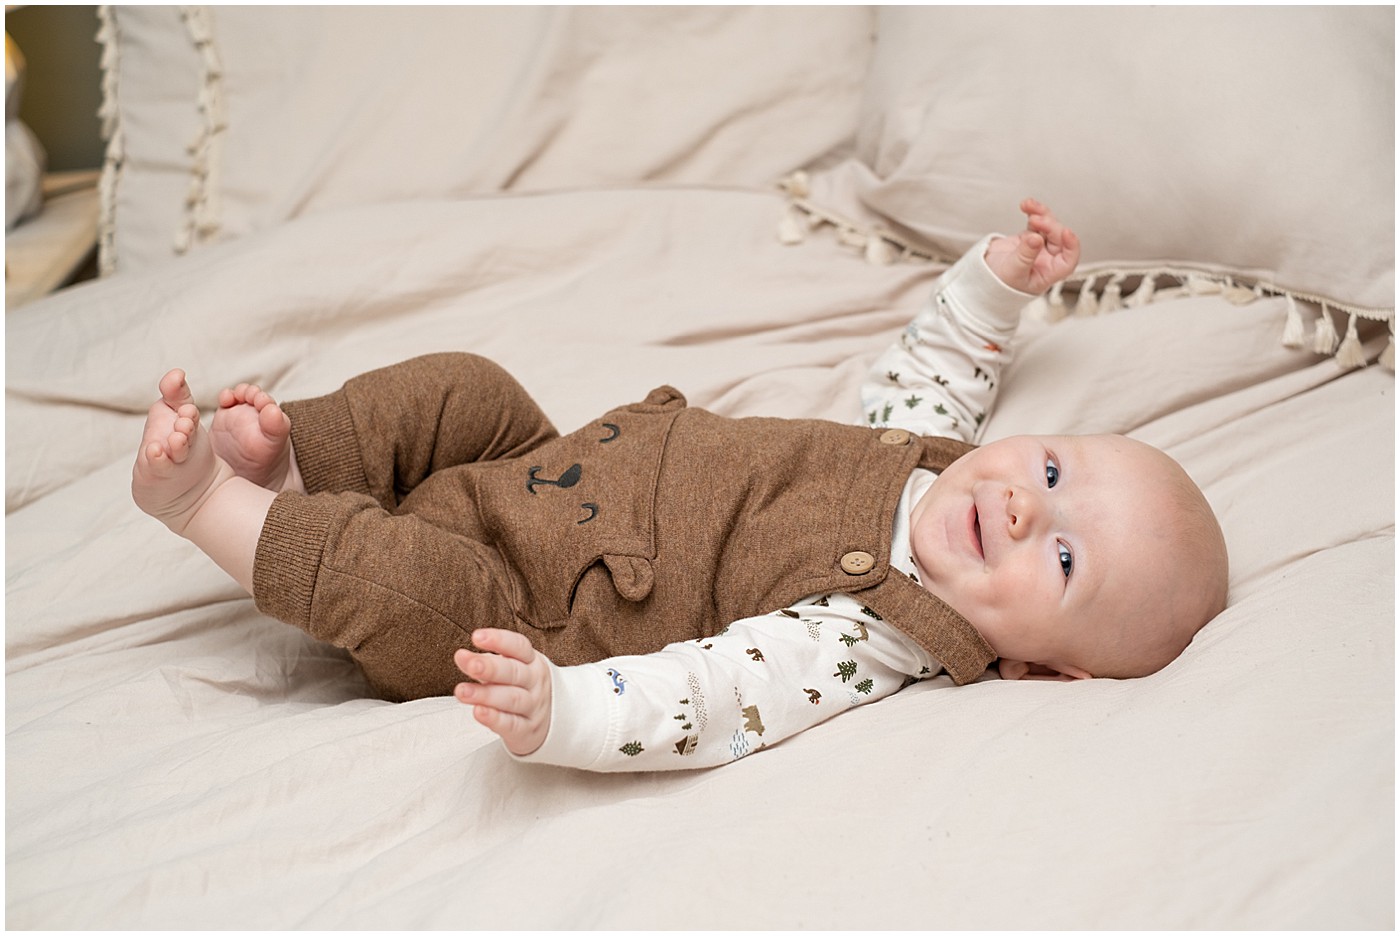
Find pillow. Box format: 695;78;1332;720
97;5;874;276
799;6;1393;328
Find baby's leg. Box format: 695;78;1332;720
210;382;303;493
132;369;278;595
132;369;237;535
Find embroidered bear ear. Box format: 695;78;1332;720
636;385;687;410
602;554;655;602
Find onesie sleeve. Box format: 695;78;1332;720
860;234;1035;442
510;594;938;772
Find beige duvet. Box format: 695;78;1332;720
6;185;1392;927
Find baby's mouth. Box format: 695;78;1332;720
970;505;984;559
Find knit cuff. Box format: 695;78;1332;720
282;390;371;497
935;233;1038;336
252;491;343;632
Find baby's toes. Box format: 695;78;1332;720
167;428;192;465
256;399;291;438
159;369;195;410
142;439;168;467
138;439;180;480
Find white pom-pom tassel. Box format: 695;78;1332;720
1380;330;1395;371
865;234;898;266
1334;313;1367;369
780;171;810;199
838;227;868;249
1280;294;1306;349
1074;277;1099;317
1045;281;1068;322
1185;274;1221;297
778;207;806;245
1312;304;1339;355
1098;275;1124;313
1222;278;1256;305
1126;273;1157;308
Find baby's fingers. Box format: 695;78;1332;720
453;679;532;714
469;704;548;756
470;627;538;664
453;646;532;688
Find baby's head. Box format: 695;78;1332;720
909;433;1228;680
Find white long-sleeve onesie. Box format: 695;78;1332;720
515;235;1033;771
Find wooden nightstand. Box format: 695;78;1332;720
5;168;101;309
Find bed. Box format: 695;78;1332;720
6;6;1393;928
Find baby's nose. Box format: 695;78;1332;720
1005;486;1043;539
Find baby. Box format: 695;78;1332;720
132;200;1229;771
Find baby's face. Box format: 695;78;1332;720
910;433;1199;680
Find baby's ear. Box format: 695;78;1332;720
997;659;1091;681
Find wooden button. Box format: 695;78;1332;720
879;428;911;445
840;551;876;575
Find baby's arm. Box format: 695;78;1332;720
862;199;1079;441
455;594;933;771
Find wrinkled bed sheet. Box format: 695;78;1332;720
6;188;1393;928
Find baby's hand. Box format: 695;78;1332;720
983;198;1080;296
453;629;553;757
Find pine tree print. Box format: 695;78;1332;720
904;394;922;409
834;660;858;683
619;741;644;757
855;678;874;695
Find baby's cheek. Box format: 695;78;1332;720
987;562;1056;619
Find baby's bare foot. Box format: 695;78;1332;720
210;382;294;491
132;369;236;535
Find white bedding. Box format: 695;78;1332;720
6;187;1393;928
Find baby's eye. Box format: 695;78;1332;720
1046;457;1060;489
1057;542;1073;578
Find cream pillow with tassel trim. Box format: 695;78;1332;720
776;6;1394;371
